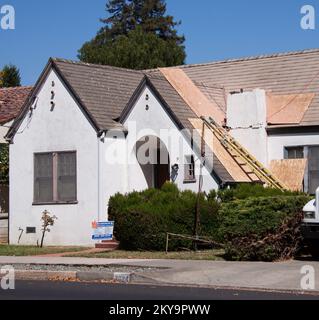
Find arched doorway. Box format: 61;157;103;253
134;136;170;189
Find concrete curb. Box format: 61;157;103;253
14;270;134;283
15;270;77;281
12;270;319;296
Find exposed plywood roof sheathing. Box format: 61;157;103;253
160;68;225;125
270;159;307;191
267;93;315;125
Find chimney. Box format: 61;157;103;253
226;89;268;166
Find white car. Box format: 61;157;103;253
302;187;319;256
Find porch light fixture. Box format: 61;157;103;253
145;105;149;111
145;94;149;101
172;164;179;172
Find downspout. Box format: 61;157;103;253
97;131;106;222
124;135;129;193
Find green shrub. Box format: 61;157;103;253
108;182;310;260
108;183;220;251
218;195;311;261
0;144;9;185
215;183;302;203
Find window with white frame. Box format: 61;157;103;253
34;151;77;204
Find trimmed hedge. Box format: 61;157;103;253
108;183;220;251
215;183;302;203
108;182;311;261
217;195;311;261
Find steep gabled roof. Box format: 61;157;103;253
53;58;145;130
0;86;32;124
180;48;319;126
5;59;233;184
8;48;319;186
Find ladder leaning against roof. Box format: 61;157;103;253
201;116;288;191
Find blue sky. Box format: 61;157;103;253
0;0;318;85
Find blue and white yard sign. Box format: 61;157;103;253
92;221;114;240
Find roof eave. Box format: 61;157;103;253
266;124;319;134
6;58;106;142
5;59;54;142
118;75;184;130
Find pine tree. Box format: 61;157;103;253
0;64;21;88
80;26;185;69
78;0;185;68
131;0;184;44
103;0;135;38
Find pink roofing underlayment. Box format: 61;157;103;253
159;68;226;126
270;159;308;191
160;67;257;183
267;92;315;125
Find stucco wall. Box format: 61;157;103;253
9;80;219;247
9;70;99;246
268;133;319;161
100;135;127;221
123;86;219;194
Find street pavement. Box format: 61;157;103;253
1;281;318;300
0;256;319;293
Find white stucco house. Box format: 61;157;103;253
5;49;319;246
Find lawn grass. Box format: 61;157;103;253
67;249;225;261
0;245;89;256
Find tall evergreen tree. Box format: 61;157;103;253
0;64;21;88
78;0;185;69
130;0;184;44
99;0;134;41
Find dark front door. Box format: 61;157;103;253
154;148;170;189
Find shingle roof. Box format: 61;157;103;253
45;50;319;183
180;48;319;126
145;71;196;130
50;60;233;182
53;58;145;130
0;86;32;124
9;49;319;185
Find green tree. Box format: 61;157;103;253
0;144;9;185
78;0;185;68
0;64;21;88
79;26;185;69
130;0;184;44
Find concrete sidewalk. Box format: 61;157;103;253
0;256;318;293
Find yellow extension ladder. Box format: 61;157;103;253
201;116;287;191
